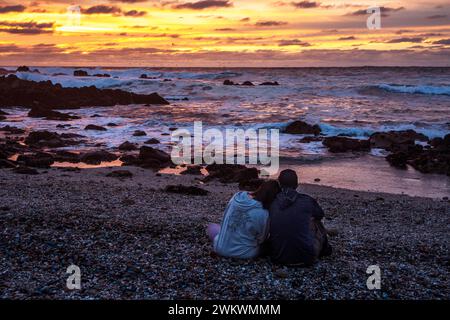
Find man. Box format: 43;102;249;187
268;169;332;266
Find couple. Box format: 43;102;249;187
207;169;332;266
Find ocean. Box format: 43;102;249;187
2;66;449;197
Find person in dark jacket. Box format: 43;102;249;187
268;169;332;266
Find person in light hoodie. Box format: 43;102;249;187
207;180;281;259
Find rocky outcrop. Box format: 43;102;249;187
16;66;30;72
17;152;54;168
223;80;236;86
138;146;172;169
79;151;118;165
241;81;255;86
144;138;160;145
0;75;170;109
28;106;80;121
284;121;321;135
118;141;138;151
25;131;80;148
133;130;147;137
180;165;203;175
323;137;370;153
85;125;107;131
73;70;89;77
0;126;25;134
369;130;428;152
260;81;280;86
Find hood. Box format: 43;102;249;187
232;191;263;210
277;188;299;209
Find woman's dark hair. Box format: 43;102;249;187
251;180;281;210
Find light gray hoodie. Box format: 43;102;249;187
214;192;269;259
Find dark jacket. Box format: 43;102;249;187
268;188;325;265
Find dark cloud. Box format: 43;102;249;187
0;21;54;34
0;5;26;14
173;0;233;10
387;37;424;43
349;6;404;17
255;20;288;27
339;36;356;40
278;39;310;46
433;38;450;45
290;1;320;9
215;28;236;31
426;15;448;19
83;5;122;15
124;10;147;17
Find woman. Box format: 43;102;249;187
207;180;281;259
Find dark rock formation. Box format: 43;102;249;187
260;81;280;86
17;152;54;168
223;80;237;86
133;130;147;137
118;141;138;151
369;130;428;152
0;126;25;134
85;125;107;131
144;138;160;145
0;75;170;109
180;165;203;175
323;137;370;153
241;81;255;86
73;70;89;77
284;121;321;135
25;131;79;148
13;166;38;175
79;151;118;165
28;106;80;121
16;66;30;72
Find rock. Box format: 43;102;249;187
13;166;38;175
0;126;25;134
140;74;148;79
370;130;429;152
284;121;321;135
0;75;170;109
205;164;259;184
133;130;147;137
93;74;110;78
85;125;107;131
223;80;236;86
16;66;30;72
107;123;118;127
260;81;279;86
299;136;323;143
323;137;370;153
118;141;138;151
241;81;255;86
314;178;321;182
25;131;62;147
106;170;133;178
119;154;140;166
274;268;289;279
73;70;89;77
53;150;80;163
386;152;409;169
28;106;80;121
138;146;172;169
79;151;118;165
239;178;265;191
0;159;16;168
165;185;209;196
17;152;54;168
144;138;160;145
91;114;102;118
180;165;202;175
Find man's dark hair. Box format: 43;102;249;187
278;169;298;189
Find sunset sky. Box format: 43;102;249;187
0;0;449;66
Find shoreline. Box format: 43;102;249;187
0;166;449;299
